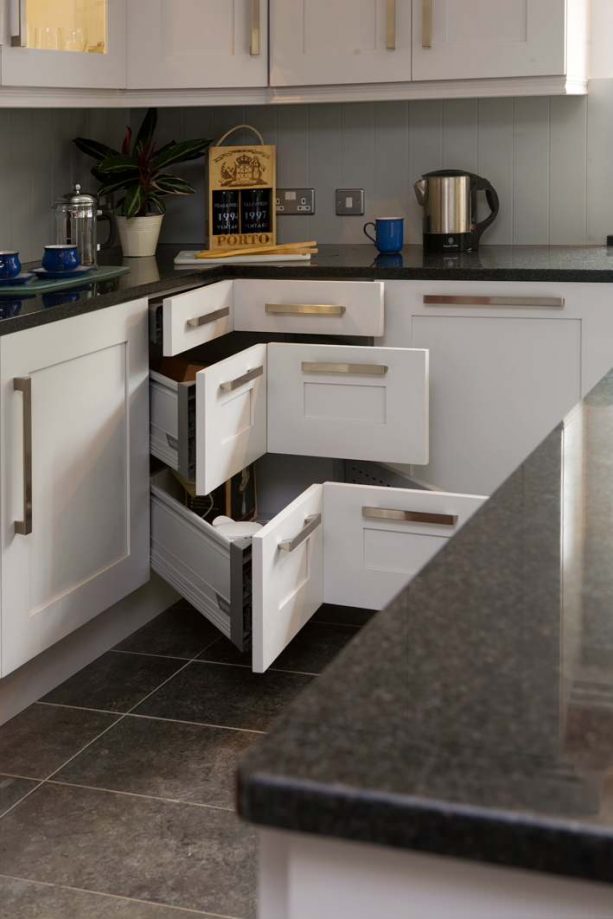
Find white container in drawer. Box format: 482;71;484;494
151;471;485;673
150;342;429;496
233;278;385;337
162;279;233;356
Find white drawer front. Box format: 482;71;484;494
252;484;324;674
195;343;268;496
267;343;429;465
233;279;384;337
162;280;233;356
323;483;485;609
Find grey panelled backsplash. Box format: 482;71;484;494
0;109;127;261
147;78;613;249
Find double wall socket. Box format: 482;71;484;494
276;188;315;215
335;188;365;216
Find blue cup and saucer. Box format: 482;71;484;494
34;245;93;280
0;251;35;287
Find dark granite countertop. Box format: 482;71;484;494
1;243;613;337
238;366;613;885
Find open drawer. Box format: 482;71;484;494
151;470;484;673
161;278;385;357
151;341;429;496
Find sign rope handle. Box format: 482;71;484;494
215;124;265;147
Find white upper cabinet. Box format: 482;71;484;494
269;0;412;87
412;0;566;82
1;0;127;88
127;0;268;89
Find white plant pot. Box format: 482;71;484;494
116;215;163;258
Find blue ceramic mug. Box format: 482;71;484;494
42;245;80;273
0;251;21;279
363;217;404;254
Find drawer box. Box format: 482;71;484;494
151;470;484;673
151;342;429;496
161;278;384;357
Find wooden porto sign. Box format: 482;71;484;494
208;124;276;252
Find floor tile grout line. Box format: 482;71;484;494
0;779;45;820
0;872;242;918
41;713;127;784
124;658;195;715
36;700;129;717
34;702;267;734
47;777;235;813
0;770;45;782
194;658;318;678
110;648;196;662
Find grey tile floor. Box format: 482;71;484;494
0;601;368;918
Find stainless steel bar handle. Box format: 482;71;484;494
363;506;458;527
302;361;388;377
11;0;27;47
422;0;433;49
386;0;396;50
423;295;565;309
186;306;230;329
219;365;264;394
265;303;346;317
279;513;322;553
14;377;32;536
250;0;261;56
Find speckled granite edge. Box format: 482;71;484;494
238;770;613;884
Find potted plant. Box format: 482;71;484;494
74;108;211;257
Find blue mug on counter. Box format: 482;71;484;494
363;217;404;254
42;244;80;273
0;251;21;279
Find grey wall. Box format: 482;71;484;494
0;108;127;261
151;78;613;248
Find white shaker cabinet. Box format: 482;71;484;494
411;0;570;82
0;299;150;677
381;281;590;497
127;0;268;89
1;0;127;89
269;0;413;87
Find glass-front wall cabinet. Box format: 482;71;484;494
2;0;125;88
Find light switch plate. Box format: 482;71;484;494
336;188;365;216
276;188;315;215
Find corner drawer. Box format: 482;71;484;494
151;341;429;497
162;280;233;356
233;279;384;337
151;471;485;673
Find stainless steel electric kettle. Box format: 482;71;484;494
414;169;500;252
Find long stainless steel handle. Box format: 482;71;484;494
423;295;565;309
11;0;27;47
186;306;230;329
422;0;432;48
14;377;32;536
219;365;264;394
302;361;388;377
363;506;458;526
386;0;396;50
279;514;322;553
250;0;261;55
265;303;346;317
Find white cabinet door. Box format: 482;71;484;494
270;0;412;87
0;300;150;676
267;342;429;466
252;484;323;673
127;0;268;89
323;483;485;609
1;0;126;89
412;0;565;81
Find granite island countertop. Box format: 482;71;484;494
238;365;613;885
1;243;613;337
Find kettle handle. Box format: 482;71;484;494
470;173;499;244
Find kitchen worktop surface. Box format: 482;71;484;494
238;365;613;886
1;243;613;336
